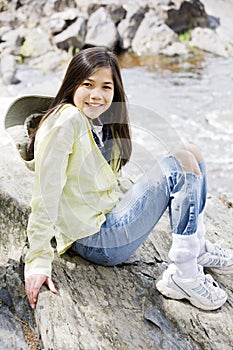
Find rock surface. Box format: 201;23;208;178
0;98;233;350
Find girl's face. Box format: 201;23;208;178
73;67;114;119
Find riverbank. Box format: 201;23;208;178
1;0;233;86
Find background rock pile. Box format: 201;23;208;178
1;0;233;85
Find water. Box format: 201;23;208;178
119;52;233;197
2;52;233;197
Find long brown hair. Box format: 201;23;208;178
35;46;132;168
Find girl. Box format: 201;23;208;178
24;47;233;310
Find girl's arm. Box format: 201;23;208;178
24;117;75;307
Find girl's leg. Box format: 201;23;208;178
73;148;207;270
157;147;228;310
169;144;233;276
167;143;208;271
72;155;187;265
73;145;228;310
179;143;209;255
181;143;207;212
166;149;203;278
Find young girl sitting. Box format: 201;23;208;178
21;47;233;310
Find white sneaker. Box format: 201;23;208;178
156;264;227;310
198;240;233;275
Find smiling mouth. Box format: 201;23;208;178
85;102;104;108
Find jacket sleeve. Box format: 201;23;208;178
24;118;75;278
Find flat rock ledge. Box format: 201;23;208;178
0;116;233;350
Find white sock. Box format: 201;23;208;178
168;232;200;279
196;212;207;256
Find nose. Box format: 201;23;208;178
90;88;102;100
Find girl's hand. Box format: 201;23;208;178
25;274;57;309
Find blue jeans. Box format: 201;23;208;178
72;155;207;266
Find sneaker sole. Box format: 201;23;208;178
156;278;228;311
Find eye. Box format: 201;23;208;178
103;85;112;90
82;82;91;87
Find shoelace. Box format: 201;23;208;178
212;240;230;267
200;273;221;301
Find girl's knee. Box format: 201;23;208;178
183;143;204;163
173;149;201;175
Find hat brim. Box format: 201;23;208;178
4;95;54;129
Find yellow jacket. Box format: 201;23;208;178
25;104;121;278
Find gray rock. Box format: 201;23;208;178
48;8;81;35
0;305;29;350
0;8;17;27
43;0;76;14
118;7;146;50
190;27;233;57
0;53;20;85
132;10;178;56
1;26;25;54
0;25;11;38
161;41;189;56
34;195;233;350
20;28;52;58
85;7;119;50
15;1;46;27
54;17;87;51
48;17;67;36
106;4;127;25
0;109;38;346
202;0;233;54
165;0;209;34
27;48;71;74
87;4;126;25
0;260;39;350
1;95;233;349
0;0;8;11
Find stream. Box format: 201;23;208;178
119;51;233;197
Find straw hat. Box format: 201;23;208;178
4;95;54;170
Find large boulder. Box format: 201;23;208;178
190;27;233;57
118;7;146;50
0;53;20;85
1;97;233;349
85;7;119;50
20;28;52;58
53;17;87;51
200;0;233;57
165;0;209;33
131;10;178;56
87;3;126;25
47;8;81;35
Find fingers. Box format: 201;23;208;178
45;277;57;294
25;274;47;309
25;275;57;309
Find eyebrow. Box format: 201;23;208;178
85;78;113;85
